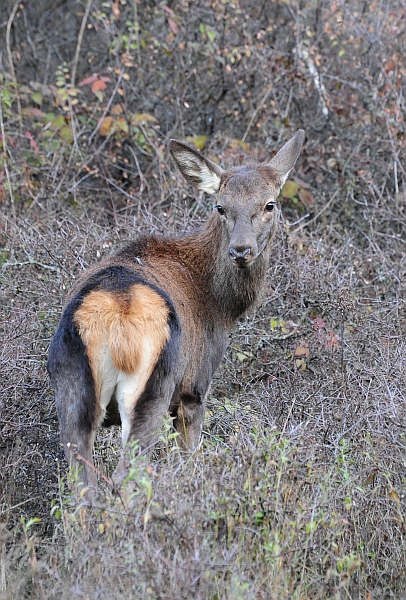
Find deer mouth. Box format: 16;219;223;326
229;247;254;268
234;258;253;269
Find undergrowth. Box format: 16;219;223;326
1;0;405;598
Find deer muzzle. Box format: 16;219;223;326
229;246;252;267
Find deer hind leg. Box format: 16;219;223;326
111;352;177;487
48;330;102;498
56;351;118;498
66;281;178;490
59;405;98;496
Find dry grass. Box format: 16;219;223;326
0;1;405;598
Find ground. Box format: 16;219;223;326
0;1;405;598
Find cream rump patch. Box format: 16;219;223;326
74;283;170;382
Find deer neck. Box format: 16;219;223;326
195;214;271;324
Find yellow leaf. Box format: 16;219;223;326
365;470;377;485
131;113;157;126
31;92;43;106
115;117;129;134
388;489;400;504
186;135;207;151
281;180;299;199
295;358;306;370
99;116;115;136
111;104;124;115
229;138;251;152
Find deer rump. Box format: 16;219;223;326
47;131;305;495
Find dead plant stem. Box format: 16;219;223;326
291;190;338;234
6;1;22;136
133;0;142;83
71;0;93;87
242;75;283;143
88;68;124;145
0;98;15;218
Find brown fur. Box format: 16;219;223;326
47;131;305;498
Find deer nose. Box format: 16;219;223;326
229;247;251;264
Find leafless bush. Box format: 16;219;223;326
0;0;405;598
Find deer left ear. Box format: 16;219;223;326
268;130;305;187
170;140;223;195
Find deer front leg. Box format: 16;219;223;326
172;391;206;451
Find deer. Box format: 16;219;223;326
47;130;305;497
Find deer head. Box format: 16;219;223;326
170;130;305;268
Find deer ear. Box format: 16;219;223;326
268;130;305;187
170;140;223;195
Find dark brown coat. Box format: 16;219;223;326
47;131;305;495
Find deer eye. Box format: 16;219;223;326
265;201;276;212
215;204;226;216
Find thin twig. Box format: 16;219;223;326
291;190;338;234
6;1;23;135
242;84;273;143
297;42;329;118
71;0;93;86
88;68;124;145
74;452;113;487
393;159;399;196
129;145;148;193
2;259;58;271
0;97;15;218
133;0;142;81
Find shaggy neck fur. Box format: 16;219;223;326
191;212;273;325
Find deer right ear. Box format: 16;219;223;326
170;140;223;195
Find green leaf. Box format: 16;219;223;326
305;519;317;534
52;115;66;130
31;92;43;106
60;125;73;140
22;517;41;531
94;90;104;102
270;317;278;330
281;180;299;199
207;28;216;43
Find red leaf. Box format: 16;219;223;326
78;74;99;86
91;79;107;93
22;107;47;119
299;188;315;208
163;5;175;16
294;345;310;358
112;0;120;19
327;331;339;350
313;317;325;331
168;18;179;34
25;131;39;154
